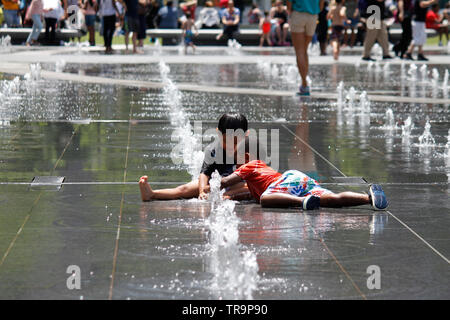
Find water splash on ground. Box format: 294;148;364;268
205;171;259;300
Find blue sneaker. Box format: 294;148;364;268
297;85;310;96
302;195;320;210
369;184;388;210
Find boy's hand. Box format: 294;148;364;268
198;191;209;200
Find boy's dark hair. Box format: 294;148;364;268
218;113;248;134
186;12;191;18
264;10;269;16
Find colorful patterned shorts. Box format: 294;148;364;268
261;170;333;198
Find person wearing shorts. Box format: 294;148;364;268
219;137;388;211
405;0;437;61
124;0;143;53
287;0;323;96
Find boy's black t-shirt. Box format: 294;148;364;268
414;0;428;22
200;143;236;178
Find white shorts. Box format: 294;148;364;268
412;21;427;46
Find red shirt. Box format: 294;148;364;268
219;0;228;8
234;160;282;201
426;10;440;29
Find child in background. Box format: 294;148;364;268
220;136;388;210
139;114;250;201
327;0;349;60
182;11;198;54
259;11;272;47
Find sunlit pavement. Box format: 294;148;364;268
0;44;449;299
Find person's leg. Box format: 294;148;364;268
260;193;305;207
350;26;356;47
27;15;39;44
50;18;56;44
45;18;50;44
3;10;13;27
398;17;412;56
267;33;272;46
363;28;377;58
417;44;424;55
343;25;349;46
32;15;43;42
260;191;370;208
103;16;111;50
108;15;116;51
89;25;95;45
291;32;312;88
139;176;200;201
11;10;20;27
275;24;282;44
132;31;138;52
378;21;390;57
331;38;339;60
282;23;289;44
319;192;369;208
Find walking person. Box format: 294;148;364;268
137;0;149;48
328;0;349;60
81;0;97;46
25;0;46;46
361;0;393;61
146;0;159;42
43;0;64;45
287;0;323;96
98;0;123;53
393;0;413;58
405;0;437;60
123;0;142;53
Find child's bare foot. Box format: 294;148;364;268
139;176;154;201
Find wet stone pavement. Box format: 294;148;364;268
0;46;449;300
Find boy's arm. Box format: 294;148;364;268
220;173;243;189
198;173;209;199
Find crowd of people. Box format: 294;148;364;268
0;0;448;55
